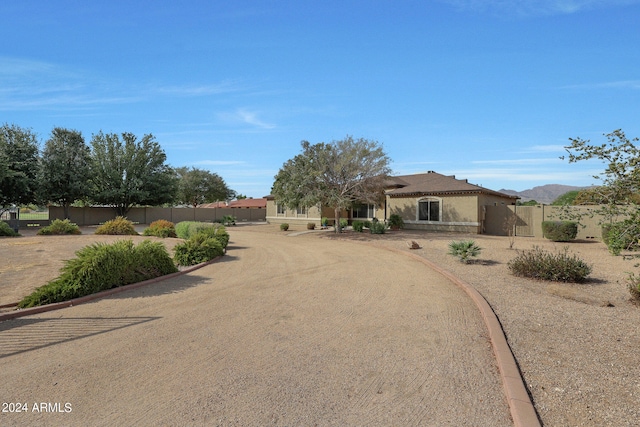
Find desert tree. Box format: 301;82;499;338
175;166;235;208
564;129;640;216
563;129;640;250
39;128;92;219
271;136;391;233
0;124;40;213
89;131;177;216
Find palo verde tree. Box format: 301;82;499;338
0;124;40;213
563;129;640;249
564;129;640;215
175;166;235;208
89;131;177;216
39;128;92;219
271;136;391;233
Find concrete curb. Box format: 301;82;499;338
0;257;221;322
360;243;541;427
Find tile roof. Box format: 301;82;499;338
385;171;518;199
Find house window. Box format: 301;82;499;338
352;203;375;219
297;206;307;215
418;198;440;221
277;204;286;215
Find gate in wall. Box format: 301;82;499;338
514;205;535;237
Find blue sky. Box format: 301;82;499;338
2;0;639;198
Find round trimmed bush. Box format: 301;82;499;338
95;216;138;235
143;219;177;238
37;218;81;235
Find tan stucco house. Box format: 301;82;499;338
266;171;518;233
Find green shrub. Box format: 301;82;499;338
0;221;19;237
363;220;372;229
143;219;177;238
626;272;640;305
388;214;404;230
541;221;578;242
173;232;224;266
192;224;229;249
175;221;195;239
507;246;592;283
95;216;138;235
175;221;224;240
448;240;482;263
321;217;328;226
280;223;289;231
221;215;236;226
352;220;364;232
369;221;386;234
339;218;348;229
37;218;81;235
307;222;316;230
18;239;177;308
602;220;640;255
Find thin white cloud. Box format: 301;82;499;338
527;145;568;152
0;56;143;111
216;108;276;129
471;157;563;165
152;80;245;96
447;167;600;183
560;80;640;91
440;0;640;16
0;57;59;77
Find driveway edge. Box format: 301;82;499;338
0;257;221;322
367;243;541;427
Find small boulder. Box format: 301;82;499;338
407;240;421;250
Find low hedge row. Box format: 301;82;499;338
18;240;178;308
18;221;231;307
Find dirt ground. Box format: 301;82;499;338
0;225;512;426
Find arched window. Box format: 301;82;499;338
417;197;441;221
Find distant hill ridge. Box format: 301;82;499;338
499;184;590;205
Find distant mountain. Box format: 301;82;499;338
499;184;591;205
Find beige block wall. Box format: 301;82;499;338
50;206;266;226
266;200;323;226
387;194;482;233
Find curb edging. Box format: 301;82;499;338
359;242;541;427
0;257;221;322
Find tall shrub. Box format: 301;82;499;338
541;221;578;242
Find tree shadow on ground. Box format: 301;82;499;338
0;316;160;358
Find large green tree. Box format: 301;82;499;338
0;124;40;212
551;190;580;206
272;136;391;233
39;128;92;219
89;131;177;216
175;166;235;208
